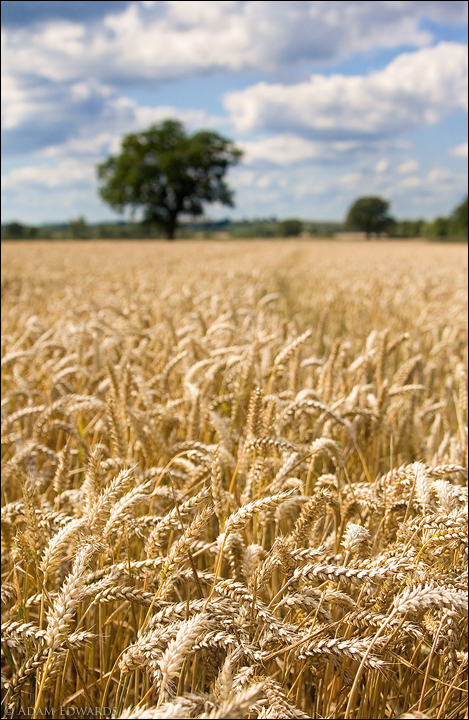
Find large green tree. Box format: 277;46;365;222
97;120;243;240
345;196;395;238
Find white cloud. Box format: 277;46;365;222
375;159;389;173
241;136;409;167
224;42;467;139
340;172;362;186
1;72;128;154
450;141;468;156
2;2;467;92
229;162;342;218
2;158;94;190
398;160;419;173
38;133;117;159
235;170;255;187
2;70;223;157
2;4;467;166
428;168;453;183
399;176;422;187
241;135;321;165
256;176;271;189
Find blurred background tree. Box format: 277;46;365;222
422;196;467;240
345;196;395;237
449;195;468;237
68;216;89;239
277;218;303;237
3;221;25;238
2;221;38;239
97;119;243;240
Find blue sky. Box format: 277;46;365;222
1;1;467;224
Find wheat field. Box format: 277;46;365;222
1;239;467;719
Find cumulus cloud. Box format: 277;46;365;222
375;159;389;173
450;141;468;156
340;172;362;187
240;135;322;165
2;63;222;156
398;160;419;173
37;133;118;159
2;1;467;88
224;42;468;140
2;157;95;190
399;176;422;188
1;72;134;154
2;3;467;156
240;135;410;167
428;167;453;183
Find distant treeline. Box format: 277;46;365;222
1;217;343;240
2;200;467;241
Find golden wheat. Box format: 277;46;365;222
1;239;467;719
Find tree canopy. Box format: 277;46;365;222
345;196;395;237
97;120;243;240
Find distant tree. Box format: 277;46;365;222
278;218;303;237
433;216;449;237
393;219;425;238
3;221;25;239
97;120;243;240
423;216;449;239
345;196;394;238
69;216;89;239
449;195;468;237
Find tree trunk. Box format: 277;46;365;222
165;215;177;240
